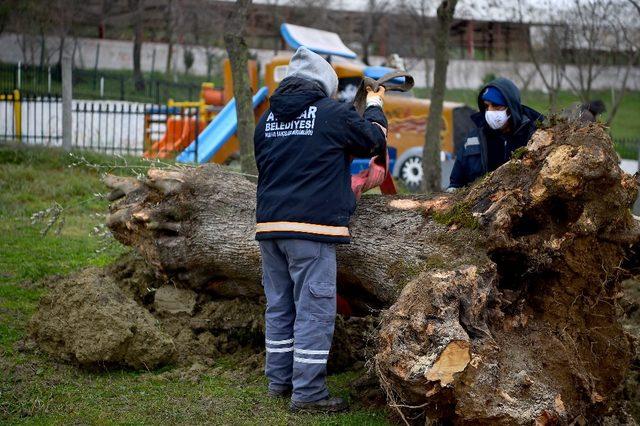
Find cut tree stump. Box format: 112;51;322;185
103;123;639;423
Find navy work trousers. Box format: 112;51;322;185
259;239;337;403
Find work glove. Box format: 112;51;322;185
366;86;385;109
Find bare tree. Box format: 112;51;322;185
361;0;390;65
402;0;435;90
53;0;81;67
604;0;640;125
514;0;637;122
224;0;258;175
128;0;145;91
421;0;458;193
288;0;334;31
509;61;536;93
165;0;175;75
187;1;223;80
565;0;615;103
9;0;81;66
260;0;284;53
194;1;226;81
10;1;52;64
525;23;571;112
556;0;639;125
0;1;11;36
509;0;571;113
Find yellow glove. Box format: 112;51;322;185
366;86;385;109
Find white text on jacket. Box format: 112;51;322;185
265;106;317;138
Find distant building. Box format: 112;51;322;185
5;0;635;65
231;0;533;62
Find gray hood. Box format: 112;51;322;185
286;46;338;97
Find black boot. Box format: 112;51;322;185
267;387;292;398
289;396;348;413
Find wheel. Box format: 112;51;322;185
399;155;423;191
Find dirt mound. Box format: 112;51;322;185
28;267;175;369
29;253;376;373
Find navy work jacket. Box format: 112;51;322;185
254;77;388;243
450;78;544;188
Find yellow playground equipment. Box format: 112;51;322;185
0;90;22;141
144;23;475;190
143;59;262;161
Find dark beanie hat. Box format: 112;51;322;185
481;86;507;106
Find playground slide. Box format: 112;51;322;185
177;86;269;164
144;116;201;159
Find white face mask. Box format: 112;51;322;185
485;110;509;130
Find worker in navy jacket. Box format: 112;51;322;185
448;78;544;190
253;46;387;413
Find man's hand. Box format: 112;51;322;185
366;86;385;109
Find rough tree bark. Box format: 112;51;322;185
223;0;258;176
101;123;640;423
421;0;457;193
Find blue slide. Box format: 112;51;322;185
177;86;269;164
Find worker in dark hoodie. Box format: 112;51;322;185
448;77;544;190
253;46;388;413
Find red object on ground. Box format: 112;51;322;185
336;294;352;317
379;172;397;194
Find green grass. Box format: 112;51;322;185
0;143;392;425
2;360;390;425
414;87;640;141
0;145;138;352
71;68;224;104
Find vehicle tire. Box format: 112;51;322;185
398;155;423;191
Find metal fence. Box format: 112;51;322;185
2;86;638;169
0;63;203;104
0;93;201;158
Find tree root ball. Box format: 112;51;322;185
374;124;640;423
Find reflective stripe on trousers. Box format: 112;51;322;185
259;239;337;403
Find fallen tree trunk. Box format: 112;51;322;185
99;123;639;423
104;164;481;311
